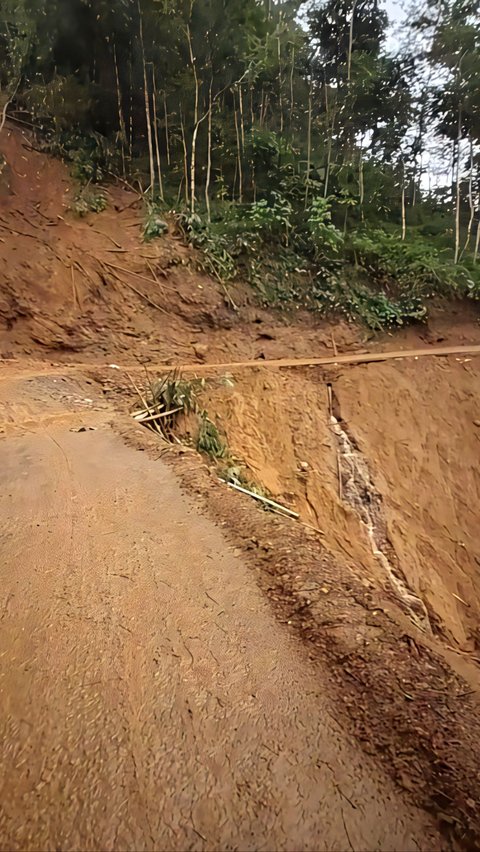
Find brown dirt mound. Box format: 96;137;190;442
2;122;479;369
0;123;369;368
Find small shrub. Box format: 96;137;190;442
38;128;119;184
312;274;427;329
307;196;344;259
21;76;93;132
150;373;202;414
239;193;293;245
70;187;107;217
349;229;474;296
196;411;228;459
144;203;168;241
174;211;236;281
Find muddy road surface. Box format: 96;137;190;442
0;369;442;851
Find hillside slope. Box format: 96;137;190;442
2;124;480;846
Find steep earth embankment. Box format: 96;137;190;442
198;354;480;651
0;123;367;366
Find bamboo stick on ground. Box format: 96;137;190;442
222;480;299;518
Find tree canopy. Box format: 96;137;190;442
1;0;479;326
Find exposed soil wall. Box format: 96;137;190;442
199;358;480;651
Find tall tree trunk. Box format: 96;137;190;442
238;84;245;150
128;52;133;164
163;92;170;166
451;137;456;200
347;0;358;84
304;84;312;208
233;91;243;203
454;106;462;264
259;88;264;126
462;135;474;256
150;66;164;201
138;1;155;197
474;216;480;263
205;80;213;222
180;107;189;206
112;42;126;177
401;160;406;241
324;108;336;199
277;35;283;134
358;143;364;220
187;23;199;213
289;44;295;130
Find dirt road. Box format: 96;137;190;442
0;370;443;850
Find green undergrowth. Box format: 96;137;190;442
145;373;268;496
196;411;229;459
195;411;266;498
174;197;480;330
195;409;265;495
70;185;108;217
36;128;120;184
143;202;169;241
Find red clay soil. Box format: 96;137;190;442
2;121;480;369
2;122;480;849
0;369;446;852
118;403;480;849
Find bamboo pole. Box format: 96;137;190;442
163;92;171;166
454;106;462;263
462;135;474;256
401;160;406;241
187;22;199;213
233;90;243;203
304;84;312;208
113;42;126;177
138;1;155;198
205;79;213;222
223;480;299;519
180;107;189;206
150;65;164;201
289;44;295;129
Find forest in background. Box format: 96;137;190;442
1;0;479;328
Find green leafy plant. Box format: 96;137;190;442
150;372;202;414
70;186;107;217
143;203;168;241
174;211;236;281
239;193;293;245
349;229;474;296
312;274;427;329
196;411;228;459
37;128;119;184
307;196;344;259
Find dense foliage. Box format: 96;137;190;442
1;0;479;326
